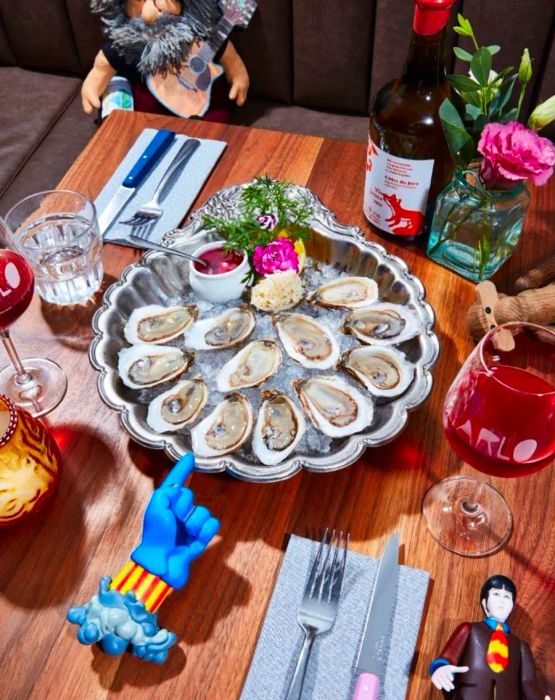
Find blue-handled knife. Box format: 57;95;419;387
98;129;175;235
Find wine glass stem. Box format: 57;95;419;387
0;330;34;385
460;476;487;524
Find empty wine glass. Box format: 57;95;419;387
423;322;555;557
0;248;67;416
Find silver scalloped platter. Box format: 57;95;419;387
90;182;439;482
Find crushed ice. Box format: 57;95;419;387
132;260;402;465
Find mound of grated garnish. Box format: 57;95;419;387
250;269;305;312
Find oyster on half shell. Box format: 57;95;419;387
217;339;282;392
118;344;194;389
273;312;340;369
191;393;254;457
124;304;198;344
293;375;373;438
308;276;378;309
343;303;421;345
185;305;256;350
146;377;208;433
340;346;414;398
252;390;306;465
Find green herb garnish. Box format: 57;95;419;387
202;176;313;283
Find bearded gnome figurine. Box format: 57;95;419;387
82;0;252;122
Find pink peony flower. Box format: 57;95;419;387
478;121;555;189
253;238;299;276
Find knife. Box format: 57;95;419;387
352;533;400;700
98;129;175;235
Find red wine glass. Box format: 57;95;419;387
422;322;555;556
0;249;67;417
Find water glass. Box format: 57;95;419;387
4;190;103;305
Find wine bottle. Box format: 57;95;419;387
364;0;455;241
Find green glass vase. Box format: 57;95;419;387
427;167;530;281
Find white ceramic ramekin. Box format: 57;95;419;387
188;241;248;303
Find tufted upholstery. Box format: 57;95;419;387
0;0;553;209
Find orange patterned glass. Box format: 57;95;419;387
0;393;61;526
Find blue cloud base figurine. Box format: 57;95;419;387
67;453;220;663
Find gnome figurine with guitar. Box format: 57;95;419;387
82;0;255;121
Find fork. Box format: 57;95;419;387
120;137;201;239
285;529;349;700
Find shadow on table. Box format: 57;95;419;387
91;643;187;691
39;273;118;352
0;423;119;607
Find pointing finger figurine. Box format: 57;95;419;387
67;453;220;663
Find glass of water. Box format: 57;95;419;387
4;190;103;305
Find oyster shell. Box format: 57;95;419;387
343;303;421;345
293;375;373;437
185;305;256;350
118;344;194;389
124;304;198;344
217;339;282;392
273;312;340;369
191;393;253;457
252;390;306;465
308;276;378;309
146;377;208;433
340;346;414;398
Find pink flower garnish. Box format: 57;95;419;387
478;121;555;189
253;238;299;276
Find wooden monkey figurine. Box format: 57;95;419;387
467;255;555;342
430;575;550;699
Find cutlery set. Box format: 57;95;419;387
287;531;400;700
121;137;201;238
98;129;203;257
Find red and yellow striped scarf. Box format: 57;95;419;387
486;622;509;673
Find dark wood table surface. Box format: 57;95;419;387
1;111;553;700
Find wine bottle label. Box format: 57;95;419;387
364;138;434;237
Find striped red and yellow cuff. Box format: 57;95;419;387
110;561;173;613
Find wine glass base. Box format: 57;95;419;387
422;475;513;557
0;358;68;417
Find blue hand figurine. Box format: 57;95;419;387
67;453;220;663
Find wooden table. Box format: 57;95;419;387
1;111;553;700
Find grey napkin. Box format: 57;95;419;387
241;535;430;700
94;127;226;246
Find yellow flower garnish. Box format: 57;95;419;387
277;230;307;271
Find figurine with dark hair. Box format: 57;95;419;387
430;575;550;699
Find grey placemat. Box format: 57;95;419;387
241;535;429;700
95;127;226;246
